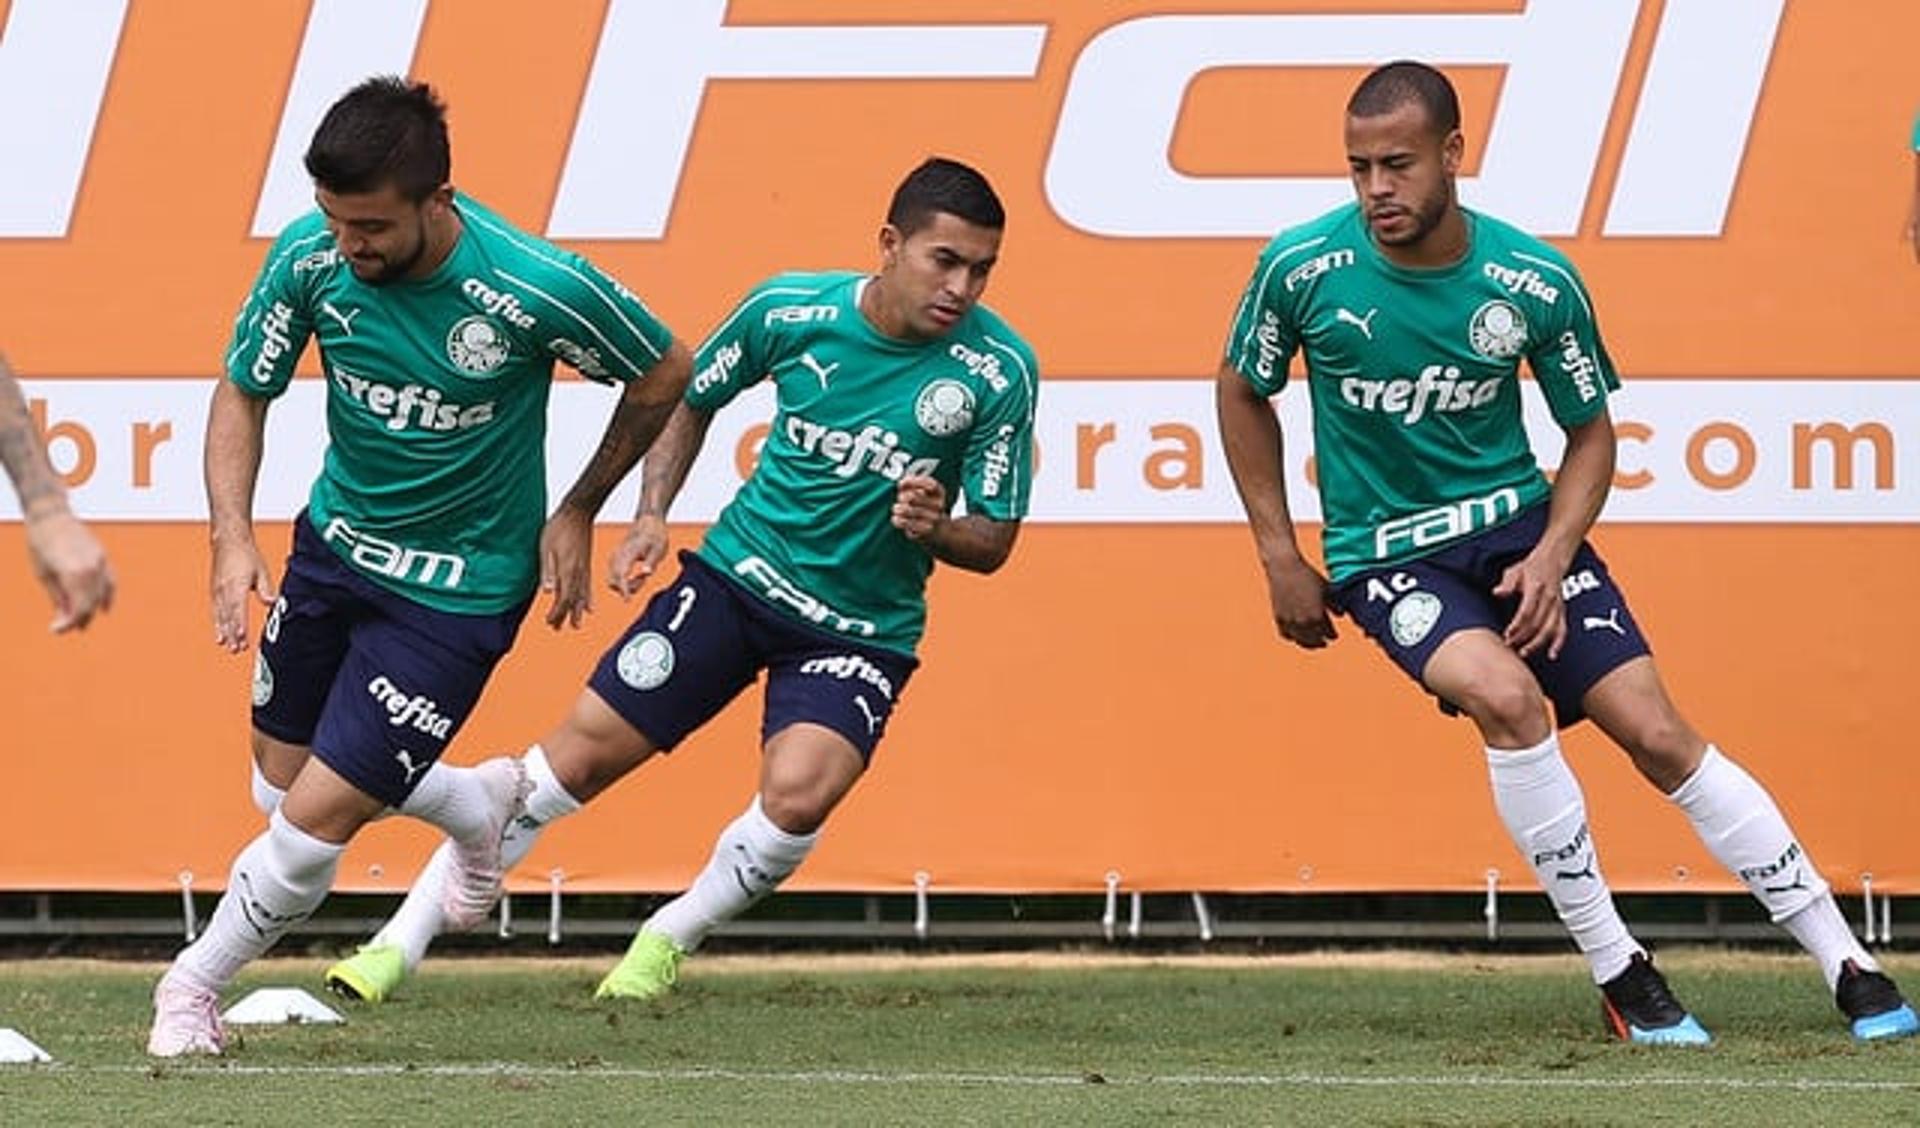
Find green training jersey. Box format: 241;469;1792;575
225;193;676;614
1225;203;1618;583
686;271;1038;656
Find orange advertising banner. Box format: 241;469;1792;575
0;0;1915;898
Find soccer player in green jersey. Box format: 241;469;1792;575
147;78;692;1056
324;157;1037;1006
1218;61;1916;1044
0;351;113;632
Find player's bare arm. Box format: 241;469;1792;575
1496;410;1615;661
203;379;277;652
1215;361;1336;649
541;339;694;629
608;398;717;598
1908;147;1919;262
891;475;1018;573
0;353;114;631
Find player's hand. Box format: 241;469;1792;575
609;514;670;599
1266;555;1338;650
1493;552;1568;660
25;507;113;633
209;532;275;653
538;505;595;630
891;475;948;543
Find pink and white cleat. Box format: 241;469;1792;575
147;972;226;1057
439;756;531;930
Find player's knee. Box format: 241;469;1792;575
1451;672;1544;738
1618;715;1703;788
759;785;834;837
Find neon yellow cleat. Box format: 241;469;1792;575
324;943;408;1004
594;930;685;1000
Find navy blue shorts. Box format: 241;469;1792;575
1330;504;1650;728
586;552;919;762
251;513;530;806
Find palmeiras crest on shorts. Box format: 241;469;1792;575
913;378;975;437
446;315;510;376
1467;300;1528;360
616;631;675;691
251;653;274;707
1389;590;1444;648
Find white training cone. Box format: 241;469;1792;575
222;988;345;1026
0;1028;52;1063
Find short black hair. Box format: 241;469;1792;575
886;158;1005;235
304;76;450;201
1348;61;1461;137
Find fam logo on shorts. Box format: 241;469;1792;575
446;315;510;376
1467;300;1528;360
1389;590;1444;648
616;631;675;691
913;378;975;437
251;653;274;708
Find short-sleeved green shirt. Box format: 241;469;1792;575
1225;204;1618;581
688;271;1039;656
225;193;675;613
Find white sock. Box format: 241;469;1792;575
373;744;584;969
1669;744;1871;987
249;762;285;817
1487;734;1641;984
399;762;498;844
1781;897;1878;992
643;796;816;953
170;809;342;992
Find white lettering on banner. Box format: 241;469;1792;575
0;1;126;236
5;380;1917;525
250;0;430;235
549;0;1047;238
5;3;1785;242
1046;2;1781;238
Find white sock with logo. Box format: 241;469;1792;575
375;744;583;969
170;809;343;992
1487;734;1641;985
1667;744;1873;989
643;796;817;953
250;761;285;817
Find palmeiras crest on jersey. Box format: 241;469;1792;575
446;315;510;376
617;631;675;691
1467;300;1528;360
913;378;975;437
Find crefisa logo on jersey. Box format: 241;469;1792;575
446;315;510;376
914;379;975;437
617;631;675;691
1467;300;1528;360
